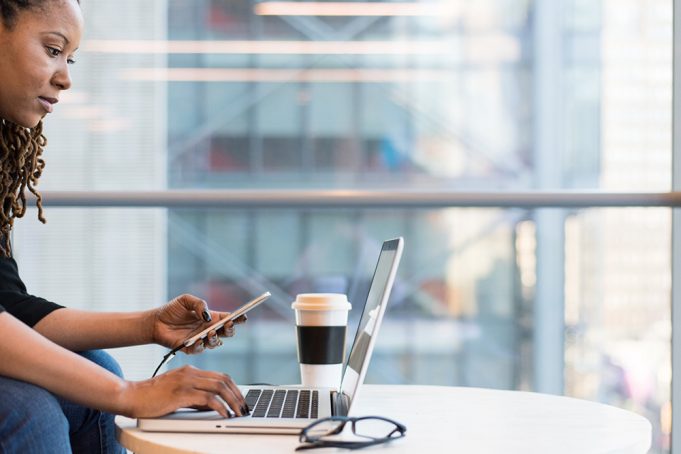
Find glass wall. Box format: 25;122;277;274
10;0;673;452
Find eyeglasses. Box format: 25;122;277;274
296;415;406;451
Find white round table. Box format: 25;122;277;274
116;384;651;453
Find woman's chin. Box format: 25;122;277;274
3;113;42;129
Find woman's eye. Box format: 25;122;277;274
46;46;75;64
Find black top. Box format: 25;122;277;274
0;256;63;326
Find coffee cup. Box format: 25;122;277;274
292;293;352;389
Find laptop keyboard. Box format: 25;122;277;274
245;389;319;419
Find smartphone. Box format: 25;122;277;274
183;291;271;348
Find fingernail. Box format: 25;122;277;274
202;310;212;322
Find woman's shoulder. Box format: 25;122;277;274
0;254;25;291
0;254;18;268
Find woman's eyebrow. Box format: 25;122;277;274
42;31;79;51
42;31;69;43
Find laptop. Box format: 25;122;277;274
138;237;404;434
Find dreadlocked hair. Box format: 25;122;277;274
0;120;47;257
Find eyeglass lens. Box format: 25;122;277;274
351;417;402;440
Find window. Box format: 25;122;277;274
12;1;674;452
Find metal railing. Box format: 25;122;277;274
33;190;681;209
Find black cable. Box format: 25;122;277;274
151;344;184;378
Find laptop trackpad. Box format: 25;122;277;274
161;409;224;420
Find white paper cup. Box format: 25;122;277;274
292;293;352;389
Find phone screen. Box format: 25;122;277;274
183;291;271;347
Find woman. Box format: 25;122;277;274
0;1;248;452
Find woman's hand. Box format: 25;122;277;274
119;365;248;418
150;294;247;353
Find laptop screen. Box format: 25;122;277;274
338;238;403;405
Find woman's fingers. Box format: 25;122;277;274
184;340;205;355
181;311;247;355
189;390;231;418
218;372;247;412
192;375;245;416
216;321;236;338
205;330;218;348
204;330;223;349
173;294;211;322
184;331;222;354
126;365;249;419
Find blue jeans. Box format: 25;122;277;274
0;350;126;454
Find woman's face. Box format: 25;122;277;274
0;0;83;128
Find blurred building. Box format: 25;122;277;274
7;0;673;451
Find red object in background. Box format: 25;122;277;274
208;147;236;171
420;279;448;310
201;279;248;312
207;5;238;31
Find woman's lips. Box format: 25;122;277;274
38;97;55;113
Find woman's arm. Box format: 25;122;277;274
0;311;247;418
33;307;155;350
2;310;129;412
33;294;245;352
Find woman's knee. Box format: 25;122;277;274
78;349;124;378
0;377;70;452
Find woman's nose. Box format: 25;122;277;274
52;63;72;91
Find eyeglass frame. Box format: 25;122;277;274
296;415;407;451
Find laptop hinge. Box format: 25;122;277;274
331;391;350;416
